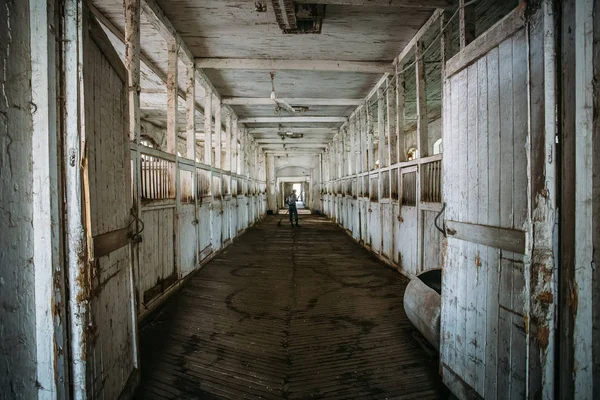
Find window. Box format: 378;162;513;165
433;139;443;155
407;147;419;161
140;137;156;148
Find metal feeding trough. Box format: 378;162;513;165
403;269;442;351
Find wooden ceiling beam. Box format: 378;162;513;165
223;98;363;106
256;139;330;144
195;58;393;73
141;0;222;100
240;116;347;124
294;0;452;7
247;127;338;133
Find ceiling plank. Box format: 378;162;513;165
240;117;348;124
223;98;363;106
141;0;223;100
294;0;452;7
195;58;393;73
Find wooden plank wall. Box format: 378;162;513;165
320;10;446;280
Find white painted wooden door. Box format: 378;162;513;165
81;9;138;398
381;202;393;260
440;24;530;399
212;198;223;250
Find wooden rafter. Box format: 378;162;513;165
195;58;393;73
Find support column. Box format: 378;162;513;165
31;0;67;395
226;112;232;172
214;96;222;170
396;62;406;162
203;87;213;166
232;118;238;174
415;41;429;158
167;40;178;155
366;104;374;171
387;76;397;165
377;87;385;168
350;118;356;177
185;62;196;160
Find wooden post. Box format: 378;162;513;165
459;0;475;50
239;129;245;177
203;86;212;166
396;62;406;162
226;112;232;172
31;0;66;394
378;87;385;168
415;41;429;158
186;62;196;160
167;39;180;277
366;103;374;171
350;118;356;177
440;11;452;76
387;76;397;166
124;0;141;365
167;39;178;155
232;118;238;174
214;96;222;170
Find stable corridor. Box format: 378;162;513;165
135;216;445;399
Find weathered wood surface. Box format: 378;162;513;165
140;207;176;300
83;10;138;398
445;220;526;254
135;216;445;399
440;24;530;399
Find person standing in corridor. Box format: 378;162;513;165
287;189;300;227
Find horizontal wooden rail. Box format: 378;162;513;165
445;220;526;254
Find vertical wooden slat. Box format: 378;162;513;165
457;67;469;382
475;55;488;396
574;0;595;397
485;46;500;400
465;61;479;390
497;36;515;397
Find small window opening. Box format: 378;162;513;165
407;148;419;161
433;139;443;155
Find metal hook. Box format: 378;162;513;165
434;202;447;237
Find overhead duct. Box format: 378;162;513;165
271;1;325;34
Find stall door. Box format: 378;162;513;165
212;197;223;250
81;9;138;398
440;22;530;399
368;176;381;253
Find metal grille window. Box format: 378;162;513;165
421;160;442;203
401;171;417;206
140;155;175;200
381;170;390;199
391;168;399;200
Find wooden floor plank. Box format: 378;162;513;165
135;216;446;399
